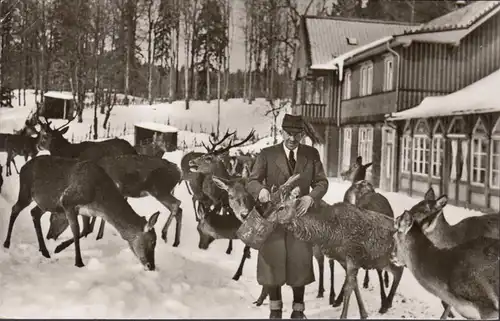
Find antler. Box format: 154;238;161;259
202;129;236;153
55;113;77;131
213;129;255;155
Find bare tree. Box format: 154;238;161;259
146;0;155;105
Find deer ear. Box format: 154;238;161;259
356;156;362;164
212;176;229;190
424;188;436;201
435;195;448;211
144;211;160;232
364;162;373;169
59;127;70;135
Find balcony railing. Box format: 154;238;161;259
294;103;327;119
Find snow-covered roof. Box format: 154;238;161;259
386;68;500;121
311;36;394;81
135;122;178;133
44;91;74;100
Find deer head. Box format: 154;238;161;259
406;188;448;232
47;212;69;240
189;129;255;175
343;180;376;205
36;115;75;152
212;176;256;221
129;211;160;271
341;156;373;183
390;210;415;267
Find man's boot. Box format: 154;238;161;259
290;302;306;319
269;300;283;319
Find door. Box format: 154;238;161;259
381;127;395;192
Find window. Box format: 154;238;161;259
359;62;373;96
304;77;325;104
342;128;352;170
401;135;411;173
491;139;500;189
431;135;444;178
358;127;373;167
471;137;487;185
343;69;352;100
412;135;430;175
384;56;394;91
471;118;488;186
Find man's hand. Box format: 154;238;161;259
258;188;271;203
296;195;314;217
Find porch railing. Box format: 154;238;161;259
294;103;327;119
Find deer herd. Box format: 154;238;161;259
0;112;498;320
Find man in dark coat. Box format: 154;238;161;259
247;114;329;319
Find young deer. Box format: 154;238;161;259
392;210;499;319
264;182;404;318
3;155;160;270
343;180;393;294
4;124;40;176
341;156;383;291
407;188;499;319
341;156;372;182
36;116;138;239
45;154;183;251
409;188;499;248
212;174;336;306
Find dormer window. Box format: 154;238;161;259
346;37;358;45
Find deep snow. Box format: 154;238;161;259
0;92;490;319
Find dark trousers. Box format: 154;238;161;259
268;285;305;304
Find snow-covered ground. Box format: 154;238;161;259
0;92;489;319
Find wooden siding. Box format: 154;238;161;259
398;12;500;110
340;91;397;124
348;54;392;98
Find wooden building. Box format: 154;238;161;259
291;16;411;177
387;69;500;213
42;91;75;120
134;122;178;153
296;1;500;199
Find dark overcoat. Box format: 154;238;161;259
247;143;328;287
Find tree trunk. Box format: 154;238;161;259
216;57;221;138
184;5;190;110
93;0;101;139
147;0;154;105
206;51;210;103
40;0;47;104
223;0;230;101
168;27;176;103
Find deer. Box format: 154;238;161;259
340;156;384;292
3;155;161;270
257;178;404;318
211;174;335;306
45;153;184;252
228;150;256;177
4;122;41;176
406;187;499;319
342;180;393;303
391;209;499;320
188;129;255;255
35;116;138;239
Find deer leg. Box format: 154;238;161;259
353;276;369;319
226;239;233;255
384;271;390;288
376;269;388;313
232;245;251;281
64;209;84;268
3;191;31;249
329;259;336;305
153;192;182;246
81;216;93;238
253;285;269;306
379;265;404;314
30;206;51;258
11;157;19;175
340;258;361;319
315;253;325;298
440;301;454;319
5;155;12;176
363;269;370;288
88;217;97;233
96;219;106;240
